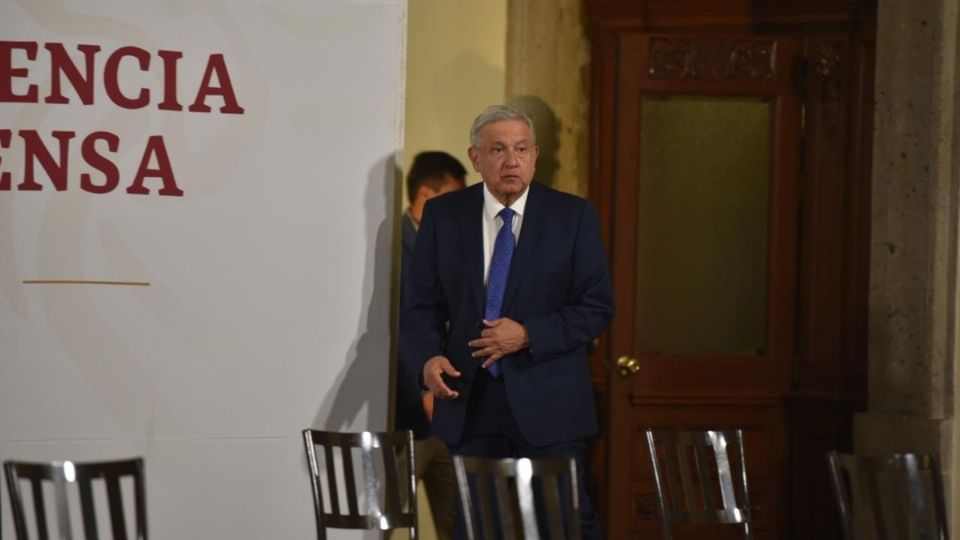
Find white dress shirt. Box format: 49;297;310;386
482;182;529;285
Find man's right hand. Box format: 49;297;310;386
423;355;461;399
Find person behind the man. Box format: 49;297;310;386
404;106;615;539
395;151;466;539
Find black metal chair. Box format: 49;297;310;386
302;429;417;539
827;451;949;540
4;457;147;540
452;455;580;540
644;428;752;540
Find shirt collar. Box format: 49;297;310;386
483;182;529;222
404;208;418;232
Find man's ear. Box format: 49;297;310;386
415;184;434;201
467;146;481;171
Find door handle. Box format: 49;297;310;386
617;356;640;377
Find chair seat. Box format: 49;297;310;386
828;451;949;540
4;457;147;540
302;429;417;539
644;429;753;540
452;455;580;540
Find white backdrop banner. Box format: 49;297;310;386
0;0;405;537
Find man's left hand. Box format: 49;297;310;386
421;392;435;423
469;317;529;368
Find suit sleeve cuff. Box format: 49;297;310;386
524;315;560;361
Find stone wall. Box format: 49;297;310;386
857;0;960;528
505;0;591;197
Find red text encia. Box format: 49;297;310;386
0;41;246;197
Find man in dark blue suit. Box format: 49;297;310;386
395;151;466;539
404;105;615;539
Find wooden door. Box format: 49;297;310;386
601;33;801;539
585;2;877;536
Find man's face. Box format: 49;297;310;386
468;119;539;205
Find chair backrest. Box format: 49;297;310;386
301;429;417;539
644;429;752;540
827;451;949;540
452;455;580;540
4;457;147;540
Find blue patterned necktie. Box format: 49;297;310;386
484;207;516;377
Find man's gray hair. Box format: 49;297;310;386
469;105;537;147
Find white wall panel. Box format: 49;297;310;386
0;1;405;537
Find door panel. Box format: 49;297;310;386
605;33;802;539
624;400;781;538
634;95;771;356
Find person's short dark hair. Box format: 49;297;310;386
406;151;467;204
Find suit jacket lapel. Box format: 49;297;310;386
458;185;486;319
502;182;546;314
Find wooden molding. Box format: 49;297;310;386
811;40;845;124
648;37;777;80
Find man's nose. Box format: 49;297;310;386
504;150;520;166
